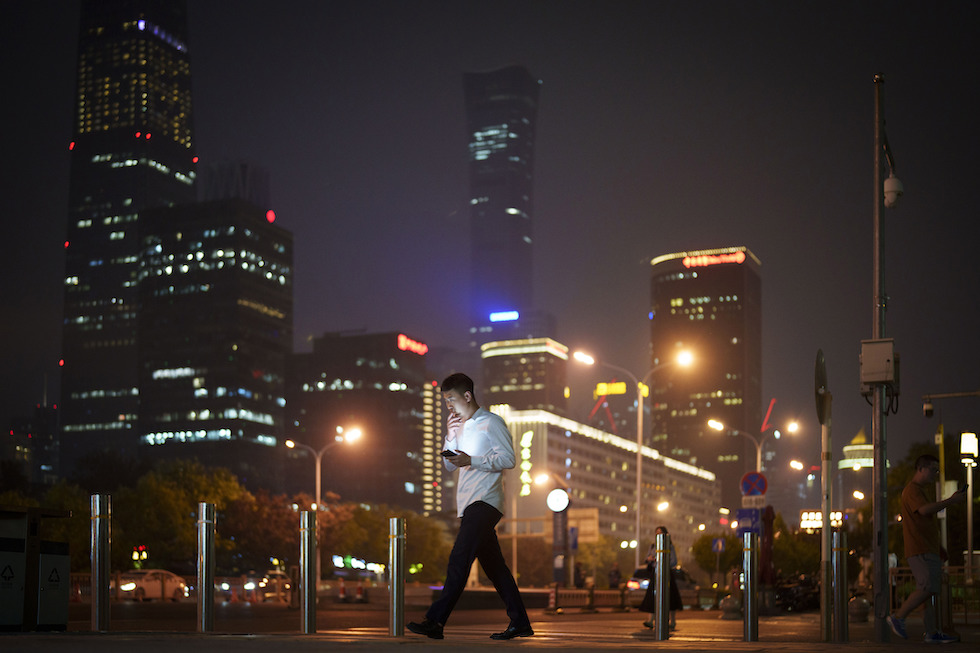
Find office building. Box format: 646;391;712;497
481;338;568;416
286;332;440;513
493;405;719;568
463;66;541;331
61;0;196;468
136;198;293;489
648;247;762;510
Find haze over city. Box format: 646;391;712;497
3;1;979;517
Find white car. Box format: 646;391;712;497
112;569;189;602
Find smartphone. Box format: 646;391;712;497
441;450;458;458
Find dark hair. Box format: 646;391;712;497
655;525;669;534
441;373;475;397
914;454;939;471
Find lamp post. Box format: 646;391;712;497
961;432;977;584
707;418;799;473
573;349;693;569
535;471;572;587
870;74;903;641
286;426;363;585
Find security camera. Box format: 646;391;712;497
923;401;934;418
884;173;904;208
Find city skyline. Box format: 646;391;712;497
4;1;980;516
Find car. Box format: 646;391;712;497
244;570;292;602
111;569;189;602
626;566;700;609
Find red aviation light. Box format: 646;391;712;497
266;210;276;224
397;334;428;356
135;131;142;138
68;141;75;151
192;156;199;163
64;241;69;248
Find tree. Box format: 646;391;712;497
113;459;246;572
575;534;619;586
691;532;740;586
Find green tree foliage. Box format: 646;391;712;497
112;459;246;572
574;534;619;586
219;488;311;573
691;532;740;585
771;511;819;580
503;536;553;587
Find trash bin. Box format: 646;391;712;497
0;506;71;632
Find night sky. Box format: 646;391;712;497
4;1;979;514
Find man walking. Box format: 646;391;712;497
407;373;533;640
886;454;967;643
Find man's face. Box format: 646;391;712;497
919;461;940;482
444;389;470;417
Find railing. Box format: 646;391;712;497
889;565;980;625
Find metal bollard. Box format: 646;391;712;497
654;532;670;640
389;517;405;636
300;511;317;634
743;531;758;642
90;494;111;632
197;502;215;633
833;530;848;642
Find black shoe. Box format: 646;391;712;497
490;624;534;640
407;619;444;639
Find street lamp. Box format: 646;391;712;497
535;471;572;587
961;432;977;583
707;418;798;473
572;349;693;569
286;425;363;583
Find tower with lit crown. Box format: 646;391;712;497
61;0;197;467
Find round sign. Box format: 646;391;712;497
740;471;768;496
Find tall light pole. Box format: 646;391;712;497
707;418;799;473
286;426;363;585
870;73;903;642
961;432;978;584
573;349;693;569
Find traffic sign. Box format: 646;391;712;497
742;494;766;508
736;508;761;536
712;537;725;553
740;471;767;496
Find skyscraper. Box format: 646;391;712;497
648;247;762;511
61;0;196;468
463;66;541;330
285;331;433;512
137;198;293;489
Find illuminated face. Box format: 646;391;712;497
444;389;472;417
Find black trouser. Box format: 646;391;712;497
426;500;530;627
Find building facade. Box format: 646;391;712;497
61;0;197;469
463;66;541;330
494;406;719;569
481;338;568;416
285;332;442;513
648;247;762;511
136;198;293;488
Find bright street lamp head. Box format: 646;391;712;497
676;350;694;367
343;427;363;443
708;419;725;432
572;351;595;366
285;440;296;449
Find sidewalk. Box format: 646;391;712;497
4;608;977;652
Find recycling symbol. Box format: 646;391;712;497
1;565;13;582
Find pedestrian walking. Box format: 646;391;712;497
886;454;967;643
407;373;533;641
639;525;681;630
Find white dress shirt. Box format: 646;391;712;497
443;407;516;517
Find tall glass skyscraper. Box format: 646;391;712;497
61;0;196;468
463;66;541;330
648;246;762;511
